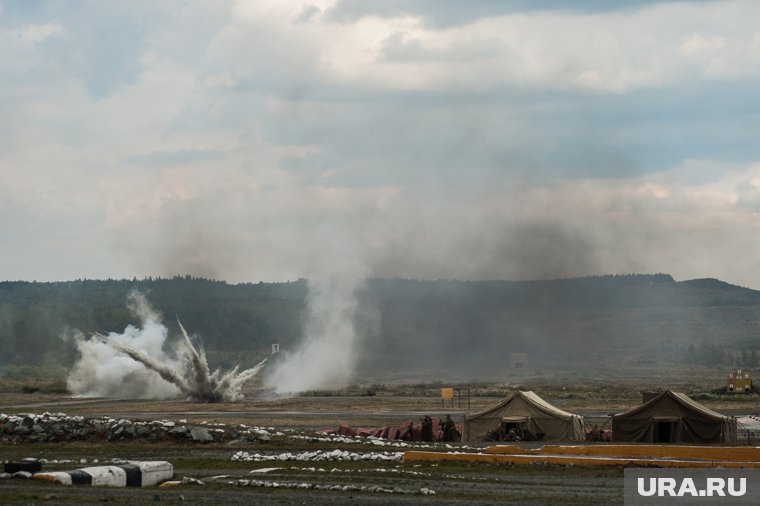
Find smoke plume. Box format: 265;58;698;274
67;290;268;401
264;276;363;394
67;291;182;399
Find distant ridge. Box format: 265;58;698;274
2;274;760;374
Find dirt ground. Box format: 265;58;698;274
1;382;756;505
0;440;623;505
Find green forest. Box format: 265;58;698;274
2;274;760;378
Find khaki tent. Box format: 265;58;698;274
612;390;737;445
462;391;586;442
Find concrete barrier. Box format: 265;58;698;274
403;451;760;468
33;471;75;485
4;461;42;474
482;444;525;455
33;461;173;487
541;444;760;461
132;461;174;486
485;444;760;462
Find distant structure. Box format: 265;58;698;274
727;369;751;393
641;391;661;404
508;353;528;373
440;387;454;408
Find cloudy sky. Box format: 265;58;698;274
2;0;760;287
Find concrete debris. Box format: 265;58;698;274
279;466;430;477
232;478;435;495
231;450;403;462
189;427;214;443
296;432;474;451
0;412;273;444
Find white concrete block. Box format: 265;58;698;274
79;466;127;487
33;472;73;485
132;461;174;486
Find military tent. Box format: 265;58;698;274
462;391;586;442
612;390;737;445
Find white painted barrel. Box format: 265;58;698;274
32;461;173;487
132;461;174;486
33;472;73;485
78;466;127;487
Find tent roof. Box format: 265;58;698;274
466;390;579;421
615;390;729;420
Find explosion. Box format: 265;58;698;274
91;320;269;402
67;291;270;402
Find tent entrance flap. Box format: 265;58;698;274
655;420;679;443
501;417;529;423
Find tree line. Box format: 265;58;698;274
2;274;760;374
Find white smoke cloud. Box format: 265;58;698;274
263;221;368;394
265;276;363;394
67;290;271;401
67;291;183;399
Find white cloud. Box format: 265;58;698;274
19;22;65;43
203;72;238;89
208;0;760;94
2;1;760;288
681;34;727;55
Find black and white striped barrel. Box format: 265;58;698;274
34;461;173;487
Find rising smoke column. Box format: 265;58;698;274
265;276;363;394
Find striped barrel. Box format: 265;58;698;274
33;461;173;487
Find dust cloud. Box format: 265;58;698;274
68;291;269;401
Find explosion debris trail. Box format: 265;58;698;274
68;291;270;402
93;321;271;402
176;319;214;400
91;331;193;397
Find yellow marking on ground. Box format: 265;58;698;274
404;451;760;468
485;444;760;461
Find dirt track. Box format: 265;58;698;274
0;394;494;430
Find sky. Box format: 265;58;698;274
1;0;760;287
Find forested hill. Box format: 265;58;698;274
0;277;306;367
2;274;760;374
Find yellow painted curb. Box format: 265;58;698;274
403;451;760;468
482;444;525;455
485;444;760;462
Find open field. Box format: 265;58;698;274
2;375;759;505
